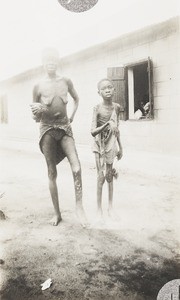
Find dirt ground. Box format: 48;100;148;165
0;147;180;300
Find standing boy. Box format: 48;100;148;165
30;48;86;226
91;78;123;220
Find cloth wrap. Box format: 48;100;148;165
39;122;73;165
92;103;119;169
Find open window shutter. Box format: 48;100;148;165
147;57;153;118
107;67;127;120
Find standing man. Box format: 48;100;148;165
30;48;86;226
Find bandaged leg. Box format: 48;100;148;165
105;167;114;183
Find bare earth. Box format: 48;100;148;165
0;148;180;300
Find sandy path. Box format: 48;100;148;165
0;148;180;300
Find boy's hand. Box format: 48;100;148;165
117;150;123;160
69;117;73;123
109;121;119;137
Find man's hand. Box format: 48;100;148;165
30;103;47;115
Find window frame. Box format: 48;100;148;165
107;57;153;122
125;57;154;121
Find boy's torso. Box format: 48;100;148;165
96;103;119;127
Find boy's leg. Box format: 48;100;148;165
106;163;113;214
60;135;87;225
95;153;105;217
41;134;62;226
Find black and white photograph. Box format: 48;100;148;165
0;0;180;299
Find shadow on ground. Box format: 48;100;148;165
1;223;180;300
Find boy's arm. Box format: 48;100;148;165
91;106;109;137
116;104;123;159
67;78;79;123
117;133;123;160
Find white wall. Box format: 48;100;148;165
1;18;180;155
60;21;180;154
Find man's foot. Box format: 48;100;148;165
76;204;88;228
50;214;62;226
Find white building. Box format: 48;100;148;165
0;16;179;155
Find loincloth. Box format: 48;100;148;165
92;137;118;166
39;123;73;165
46;128;66;141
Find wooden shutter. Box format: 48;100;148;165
107;67;127;120
147;57;153;119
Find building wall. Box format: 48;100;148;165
0;72;43;141
0;18;180;154
60;17;180;154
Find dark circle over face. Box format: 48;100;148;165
58;0;98;13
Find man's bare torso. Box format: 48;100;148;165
38;77;69;125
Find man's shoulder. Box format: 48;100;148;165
54;76;68;82
34;79;45;88
62;77;73;88
61;76;70;82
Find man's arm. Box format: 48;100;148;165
30;84;48;122
33;84;40;103
67;78;79;123
30;85;41;122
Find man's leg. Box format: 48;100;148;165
41;134;62;226
60;135;87;225
95;153;105;218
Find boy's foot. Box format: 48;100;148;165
76;204;88;228
90;210;104;228
96;208;104;221
50;214;62;226
107;209;119;222
97;208;103;218
97;210;105;223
